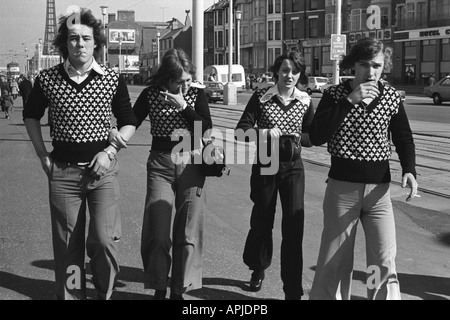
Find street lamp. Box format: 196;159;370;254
38;38;43;72
118;35;122;75
156;31;161;65
100;5;108;65
224;0;236;105
235;10;242;66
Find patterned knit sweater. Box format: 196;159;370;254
309;80;416;183
133;83;212;152
235;87;315;160
23;63;137;163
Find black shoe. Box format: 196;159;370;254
154;289;167;300
249;270;265;292
170;293;184;300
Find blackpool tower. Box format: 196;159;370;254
43;0;57;55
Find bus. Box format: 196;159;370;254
7;62;20;79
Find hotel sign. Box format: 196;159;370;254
394;27;450;42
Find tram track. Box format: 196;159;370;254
209;106;450;200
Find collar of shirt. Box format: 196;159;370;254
259;84;310;105
64;58;105;83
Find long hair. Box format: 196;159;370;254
146;48;196;87
53;8;106;61
340;37;393;71
268;50;308;86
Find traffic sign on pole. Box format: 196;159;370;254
330;34;347;61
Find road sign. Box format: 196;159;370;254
330;34;347;60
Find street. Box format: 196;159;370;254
0;89;449;303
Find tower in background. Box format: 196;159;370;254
43;0;57;55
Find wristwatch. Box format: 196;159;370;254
103;149;116;161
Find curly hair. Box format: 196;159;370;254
53;8;106;61
268;51;309;86
340;37;393;71
146;48;196;87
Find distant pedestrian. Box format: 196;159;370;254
10;78;19;100
235;51;314;300
428;73;436;86
0;89;14;119
308;37;418;300
23;7;137;300
18;75;33;106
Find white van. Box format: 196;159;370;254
203;64;246;92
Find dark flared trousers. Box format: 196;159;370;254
243;159;305;298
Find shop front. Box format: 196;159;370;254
394;26;450;86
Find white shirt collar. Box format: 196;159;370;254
64;58;105;77
259;84;310;105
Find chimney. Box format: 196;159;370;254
108;13;116;23
171;18;178;30
118;10;135;22
183;10;191;30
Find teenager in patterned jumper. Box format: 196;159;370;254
131;48;212;300
309;38;418;300
23;8;137;300
235;51;314;300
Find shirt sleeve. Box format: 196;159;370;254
235;91;260;141
309;91;354;146
22;76;48;121
389;101;417;177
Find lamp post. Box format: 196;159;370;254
118;35;122;75
333;0;342;85
235;10;242;66
38;38;43;72
156;30;161;65
224;0;236;105
100;5;108;65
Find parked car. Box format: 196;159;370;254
319;76;355;93
252;80;275;90
424;76;450;105
204;81;224;103
380;79;406;102
298;76;329;95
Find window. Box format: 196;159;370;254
292;0;301;12
442;39;450;61
268;48;274;66
351;9;362;31
381;7;389;29
310;0;318;10
259;23;265;41
417;2;426;27
268;21;274;41
430;0;450;20
325;13;334;35
292;18;299;39
322;46;332;66
404;41;417;60
406;2;415;28
422;40;436;62
275;0;281;13
217;11;223;26
243;26;250;44
268;0;274;14
275;21;281;40
397;5;405;29
309;18;318;38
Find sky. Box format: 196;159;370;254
0;0;217;70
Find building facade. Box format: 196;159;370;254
203;0;449;85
